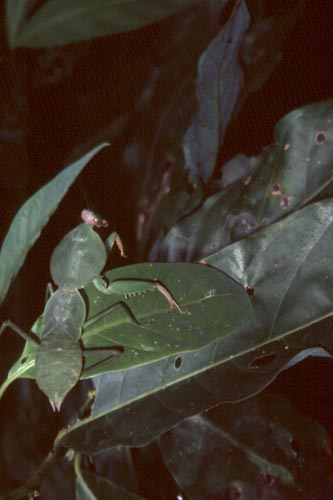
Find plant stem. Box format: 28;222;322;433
2;442;66;500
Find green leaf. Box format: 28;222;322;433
158;99;333;261
55;200;333;452
183;0;250;182
11;0;199;48
47;262;251;452
1;262;251;401
5;0;29;49
158;394;331;499
0;143;108;306
0;316;41;401
82;263;250;371
207;198;333;336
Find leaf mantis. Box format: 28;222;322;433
0;210;186;411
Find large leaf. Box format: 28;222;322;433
1;262;251;391
55;200;333;453
159;394;332;499
207;198;333;336
183;0;250;182
0;143;108;306
158;99;333;261
10;0;199;48
83;263;250;370
134;1;223;257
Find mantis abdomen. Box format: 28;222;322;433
36;288;86;411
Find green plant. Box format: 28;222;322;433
1;1;332;499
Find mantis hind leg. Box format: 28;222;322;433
82;346;123;372
82;302;141;372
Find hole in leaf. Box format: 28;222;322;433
174;356;182;369
315;131;327;145
269;182;282;196
245;285;255;297
280;195;291;209
21;356;29;364
250;353;277;368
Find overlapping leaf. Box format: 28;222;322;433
82;263;249;368
1;262;251;398
157;99;333;261
56;199;333;453
207;198;333;337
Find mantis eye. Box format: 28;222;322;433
81;209;108;228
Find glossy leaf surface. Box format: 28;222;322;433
1;262;251;399
207;199;333;338
82;263;250;370
57;199;333;452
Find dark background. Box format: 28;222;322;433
0;0;332;497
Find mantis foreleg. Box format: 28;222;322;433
105;232;126;258
93;277;187;314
